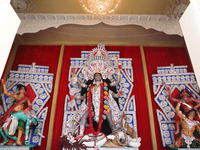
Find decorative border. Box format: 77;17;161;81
17;13;182;36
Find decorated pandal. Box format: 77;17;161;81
1;43;200;150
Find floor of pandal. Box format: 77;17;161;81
1;146;199;149
167;146;200;150
0;145;35;150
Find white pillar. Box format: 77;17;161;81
0;0;21;79
179;0;200;87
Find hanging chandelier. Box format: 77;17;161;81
80;0;122;16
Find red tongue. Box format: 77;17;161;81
71;68;75;74
68;95;74;102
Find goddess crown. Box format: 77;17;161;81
82;43;115;80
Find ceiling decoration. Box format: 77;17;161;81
80;0;121;15
17;13;182;36
11;0;36;13
165;0;189;19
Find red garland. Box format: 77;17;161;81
88;83;104;135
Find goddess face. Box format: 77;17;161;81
94;73;102;82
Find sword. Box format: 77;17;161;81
182;102;200;121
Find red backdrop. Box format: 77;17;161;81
10;45;61;150
144;46;193;150
51;46;153;150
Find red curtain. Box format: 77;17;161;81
11;45;61;150
144;47;193;150
51;46;153;150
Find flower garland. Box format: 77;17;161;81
88;83;109;135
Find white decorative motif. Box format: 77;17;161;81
32;136;40;143
167;112;175;118
36;99;43;105
39;93;47;99
160;101;168;107
168;124;175;130
37;88;44;94
17;13;183;36
159;95;166;101
161;124;168;130
6;97;13;103
32;104;39;111
165;138;172;145
153;65;200;147
163;131;170;137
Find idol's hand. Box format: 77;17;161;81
166;86;170;92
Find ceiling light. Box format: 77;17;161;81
80;0;121;16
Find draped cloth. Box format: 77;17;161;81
2;97;29;123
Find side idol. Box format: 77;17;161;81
0;79;38;146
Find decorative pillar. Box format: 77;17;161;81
0;0;21;78
179;0;200;87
